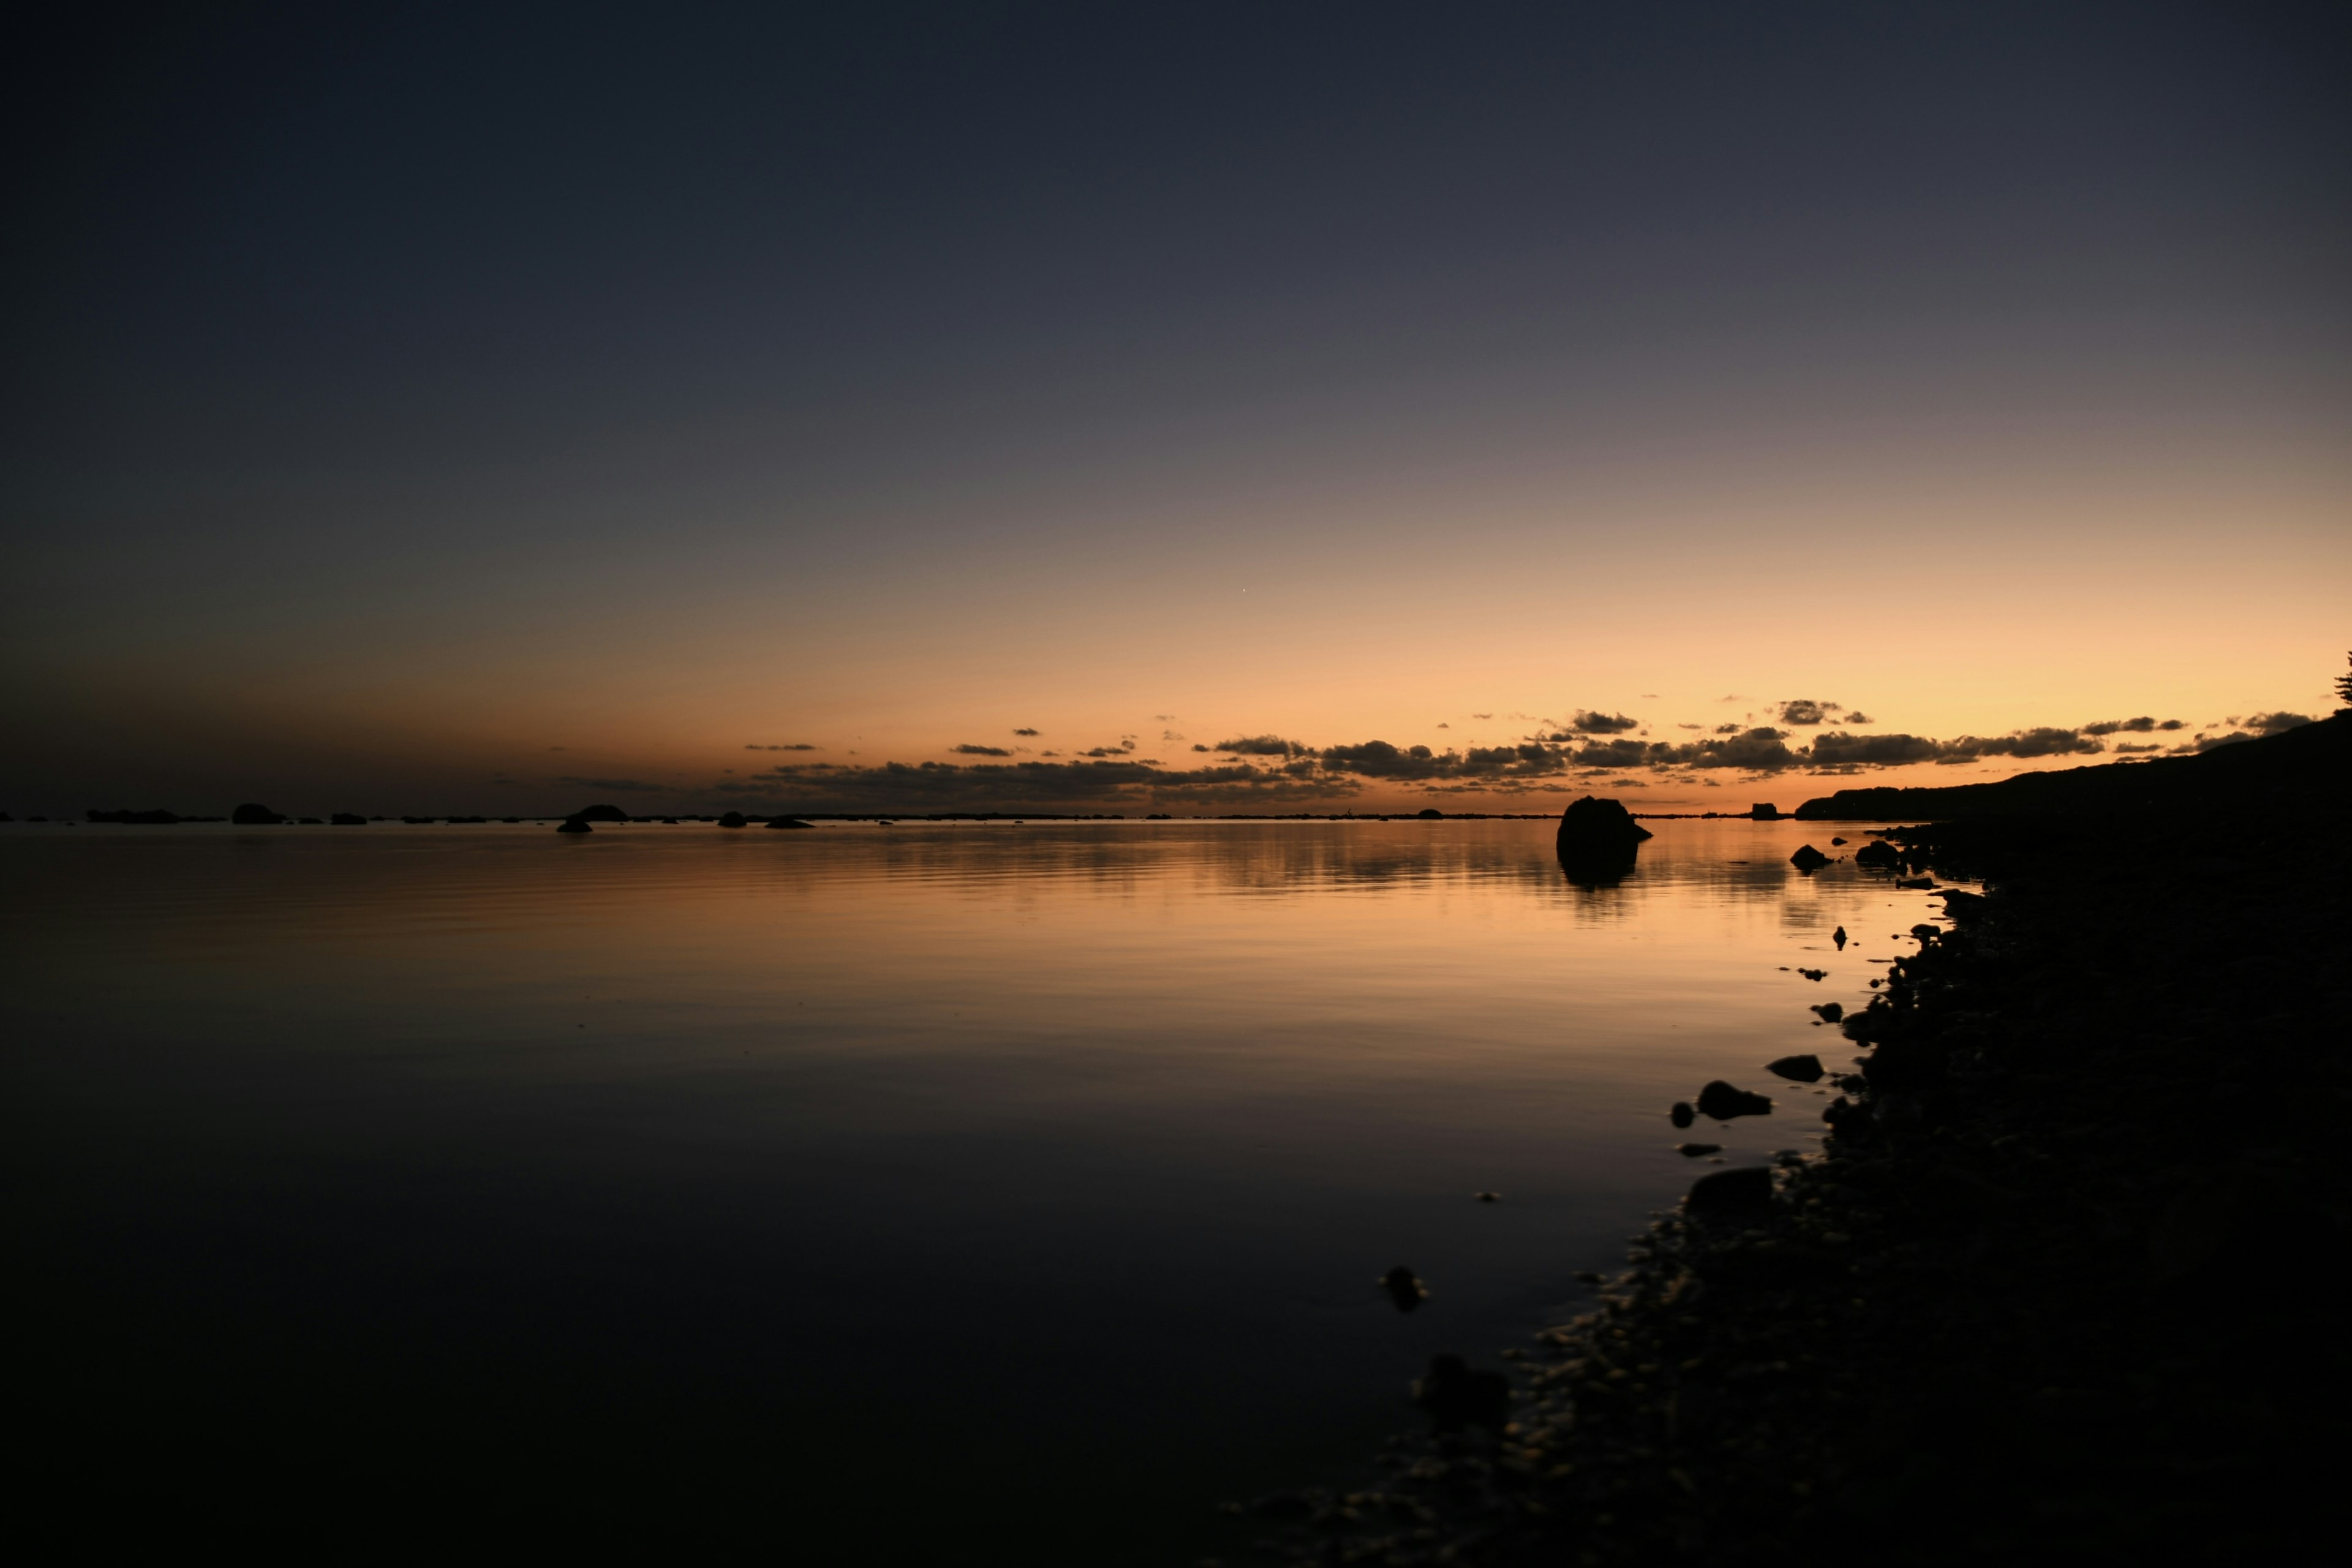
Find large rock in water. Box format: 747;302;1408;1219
1789;843;1831;872
1556;796;1652;886
232;802;285;825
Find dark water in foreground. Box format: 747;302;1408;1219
2;819;1950;1559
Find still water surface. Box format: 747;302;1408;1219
4;818;1945;1559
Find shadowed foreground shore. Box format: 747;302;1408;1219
1259;716;2347;1565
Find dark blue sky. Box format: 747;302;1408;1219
4;2;2347;812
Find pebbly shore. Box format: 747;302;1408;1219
1242;718;2348;1566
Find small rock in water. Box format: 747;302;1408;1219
1381;1266;1427;1311
1412;1355;1510;1431
1766;1053;1825;1082
1670;1101;1697;1128
1798;967;1828;981
1686;1166;1775;1217
1830;837;1848;846
1472;1191;1501;1203
1695;1080;1774;1119
1676;1142;1723;1158
1811;1002;1844;1023
1833;925;1848;949
1789;844;1831;872
555;819;592;834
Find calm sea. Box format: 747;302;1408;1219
3;817;1947;1560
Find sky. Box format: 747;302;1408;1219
4;1;2348;816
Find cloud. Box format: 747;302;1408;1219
558;776;668;792
1192;744;1210;752
1936;727;2104;762
1777;699;1841;726
1317;740;1453;779
1570;709;1641;733
1672;727;1803;771
1807;731;1942;766
1713;723;1743;735
713;757;1349;812
1162;729;1185;742
1471;712;1493;720
1436;722;1449;729
1716;694;1746;703
1213;734;1310;757
2245;711;2314;734
1844;711;1874;725
1014;728;1040;737
2079;717;2157;736
952;744;1012;756
746;743;818;751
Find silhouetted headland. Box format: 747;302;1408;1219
1284;712;2349;1564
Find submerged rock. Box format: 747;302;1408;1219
1767;1053;1826;1082
1686;1165;1775;1216
1789;843;1831;872
1696;1080;1774;1119
1412;1354;1509;1431
1381;1266;1427;1312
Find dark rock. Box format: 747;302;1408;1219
1833;925;1848;949
1556;796;1653;853
1789;843;1831;872
1751;803;1781;820
1381;1266;1427;1311
1417;808;1443;819
1811;1002;1844;1023
231;803;285;825
1670;1101;1697;1128
718;812;748;828
1686;1165;1775;1216
330;813;366;826
1830;836;1848;845
1854;840;1901;869
1676;1142;1723;1157
1696;1080;1774;1119
1767;1053;1825;1082
569;804;630;823
1909;924;1940;942
555;819;593;834
765;815;814;829
1797;967;1827;981
1556;796;1651;886
1939;889;1988;922
1412;1355;1510;1431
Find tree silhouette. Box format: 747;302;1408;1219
2337;650;2352;710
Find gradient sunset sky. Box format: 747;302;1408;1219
6;2;2346;815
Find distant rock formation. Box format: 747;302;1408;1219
1417;807;1443;819
232;803;285;825
87;809;181;825
1555;796;1651;886
764;815;814;830
1751;802;1781;820
330;813;366;826
568;804;630;823
555;818;593;834
717;812;748;829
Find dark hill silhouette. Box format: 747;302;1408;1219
1795;715;2346;820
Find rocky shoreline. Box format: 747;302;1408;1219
1242;722;2347;1564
